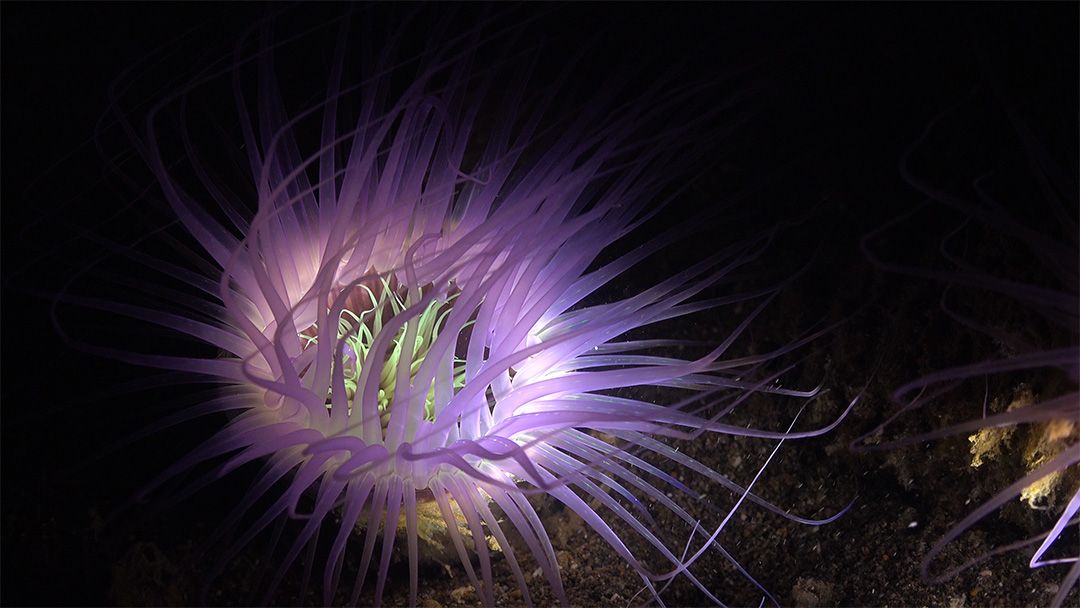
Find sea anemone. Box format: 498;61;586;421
57;7;851;606
857;78;1079;604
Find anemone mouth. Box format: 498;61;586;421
295;267;469;435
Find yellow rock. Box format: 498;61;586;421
352;492;502;568
965;384;1079;510
968;386;1033;468
1020;416;1077;509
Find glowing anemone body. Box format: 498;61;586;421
110;13;846;607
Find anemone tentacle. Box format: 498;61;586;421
91;9;851;607
857;81;1079;605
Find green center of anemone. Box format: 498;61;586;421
299;277;467;427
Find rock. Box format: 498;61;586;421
109;541;186;607
791;576;835;607
556;550;573;571
450;586;474;604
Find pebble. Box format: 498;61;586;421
450;586;473;604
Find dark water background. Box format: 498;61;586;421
3;3;1076;606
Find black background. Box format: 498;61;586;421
2;3;1077;607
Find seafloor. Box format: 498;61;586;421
2;3;1076;607
6;206;1077;608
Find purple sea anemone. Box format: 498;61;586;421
857;75;1079;604
38;7;854;606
